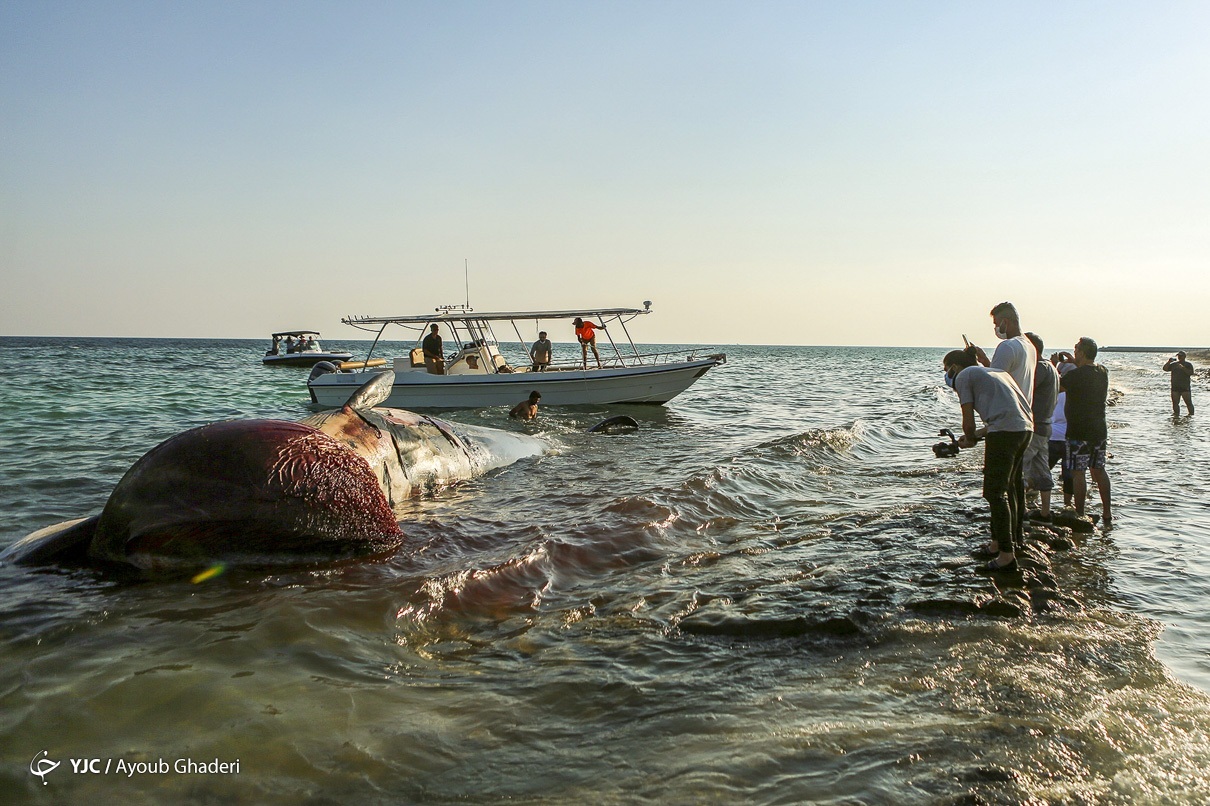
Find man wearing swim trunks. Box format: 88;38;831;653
1062;337;1111;526
573;317;606;369
1163;351;1195;416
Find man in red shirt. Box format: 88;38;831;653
573;317;606;369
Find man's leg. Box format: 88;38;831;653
983;432;1017;558
1091;467;1111;524
1172;389;1181;416
1008;432;1029;549
1089;439;1111;524
1067;439;1091;517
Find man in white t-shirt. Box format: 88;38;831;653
974;301;1036;408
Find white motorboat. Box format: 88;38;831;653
262;330;354;367
307;305;725;409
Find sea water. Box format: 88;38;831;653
1;337;1208;803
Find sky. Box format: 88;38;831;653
2;1;1207;348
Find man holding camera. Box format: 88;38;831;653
1164;351;1195;416
943;346;1034;573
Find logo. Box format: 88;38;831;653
30;751;60;785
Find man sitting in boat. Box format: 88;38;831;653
423;324;446;374
574;317;606;369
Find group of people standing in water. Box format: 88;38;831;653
943;301;1198;573
942;302;1118;573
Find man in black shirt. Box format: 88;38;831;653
422;324;445;375
1061;337;1111;526
1163;351;1195;416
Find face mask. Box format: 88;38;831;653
944;370;956;389
994;323;1008;340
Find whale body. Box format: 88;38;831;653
1;371;548;572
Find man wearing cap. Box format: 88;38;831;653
1163;351;1195;416
573;317;606;369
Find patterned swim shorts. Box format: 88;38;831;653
1065;438;1107;472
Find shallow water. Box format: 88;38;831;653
1;337;1208;803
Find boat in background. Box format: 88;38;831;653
262;330;354;367
307;305;725;409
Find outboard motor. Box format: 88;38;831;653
308;361;339;382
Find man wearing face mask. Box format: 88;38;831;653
973;301;1037;408
942;346;1034;573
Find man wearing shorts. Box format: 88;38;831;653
1062;337;1111;526
573;317;606;369
1022;333;1059;521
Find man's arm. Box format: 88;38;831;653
956;402;979;448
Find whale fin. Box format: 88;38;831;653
1;516;100;566
343;370;396;413
587;415;639;434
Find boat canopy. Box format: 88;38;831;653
271;330;322;338
342;308;649;329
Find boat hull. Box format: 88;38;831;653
308;359;722;409
264;352;354;367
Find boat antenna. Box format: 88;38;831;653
464;259;470;310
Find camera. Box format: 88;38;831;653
932;429;960;459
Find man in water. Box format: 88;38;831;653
943;346;1034;573
510;391;541;420
573;317;606;369
530;331;553;372
1022;333;1060;522
974;301;1036;407
422;324;445;375
1164;351;1195;416
1047;355;1077;511
1062;337;1112;526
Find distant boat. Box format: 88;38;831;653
262;330;354;367
307;305;726;409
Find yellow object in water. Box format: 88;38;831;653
191;564;226;584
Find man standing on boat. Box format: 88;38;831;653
530;331;553;372
423;324;445;375
573;317;606;369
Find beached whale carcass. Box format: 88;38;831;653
1;372;548;572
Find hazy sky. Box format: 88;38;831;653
3;1;1207;347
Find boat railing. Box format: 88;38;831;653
518;349;720;372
